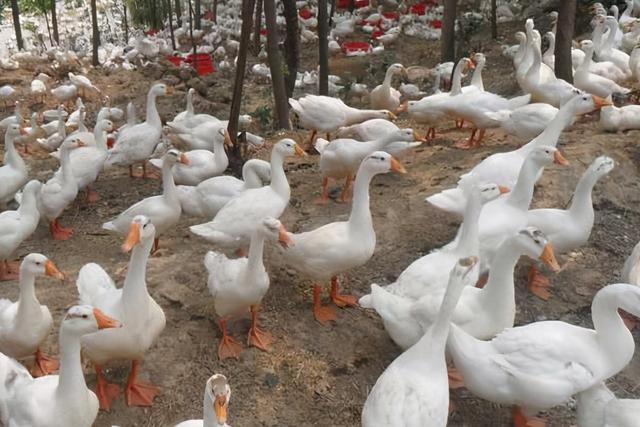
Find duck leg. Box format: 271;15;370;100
247;305;272;351
455;128;478;150
527;266;552;301
151;238;160;255
314;176;330;205
329;276;358;307
447;367;465;389
427;127;437;140
94;364;121;411
455;119;464;128
307;130;317;148
124;360;161;407
142;162;161;180
217;319;243;360
512;406;546;427
338;175;353;203
0;260;19;281
473;129;486;147
49;219;74;240
313;284;336;324
29;348;60;377
85;186;100;203
129;164;144;178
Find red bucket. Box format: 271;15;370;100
371;29;385;39
342;41;371;53
186;53;215;76
430;19;442;29
165;55;183;66
382;11;399;20
299;7;313;19
144;28;159;36
410;3;426;15
355;0;369;7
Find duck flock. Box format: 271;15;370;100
1;0;640;426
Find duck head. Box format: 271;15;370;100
363;150;406;175
261;217;294;249
122;215;156;252
515;228;561;272
274;138;306;157
206;373;231;425
63;305;120;335
20;253;65;280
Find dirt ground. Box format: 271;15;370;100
1;17;640;427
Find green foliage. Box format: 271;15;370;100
23;20;38;32
19;0;49;14
250;105;272;128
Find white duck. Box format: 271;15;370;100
0;253;64;376
575;40;631;98
106;83;169;178
190;139;305;252
205;217;292;359
0;181;42;281
576;382;640;427
369;63;406;112
68;72;100;97
174;374;231;427
177;159;271;218
426;93;609;217
77;215;166;410
597;17;632;77
599;101;640;132
51;84;78;105
526;156;615;299
289;95;396;144
447;283;640;426
38;138;84;241
314;128;417;203
103;149;189;253
37;109;67;151
30;79;47;103
280;152;406;323
1;305;119;427
149;129;232;186
0;85;15;108
335;118;398;140
483;102;558;141
0;124;29;207
361;257;477;427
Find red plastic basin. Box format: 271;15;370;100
186;53;215;76
299;8;313;19
430;19;442;29
342;41;371;53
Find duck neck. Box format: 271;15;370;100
450;62;465;95
145;91;161;128
344;108;383;125
212;138;229;170
592;287;636;374
17;186;38;219
162;161;179;204
186;91;194;117
455;191;482;255
430;268;470;346
202;391;220;427
478;240;520;308
527;39;542;79
593;24;605;51
515;38;527;66
381;67;395;93
60;146;74;184
245;231;266;281
505;157;540;210
605;21;617;50
269;150;290;199
578;47;594;72
544;36;555;58
471;61;484;91
122;236;153;322
529;102;575;149
243;164;262;189
55;327;86;399
568;170;598;223
4;133;25;170
15;270;40;327
347;166;374;232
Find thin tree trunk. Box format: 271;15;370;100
91;0;99;65
252;0;263;55
228;0;256;173
490;0;497;39
188;0;196;56
51;0;59;44
555;0;576;83
123;1;129;42
175;0;182;26
213;0;217;23
264;0;290;129
44;11;52;46
167;0;176;50
282;0;299;98
195;0;201;29
317;0;329;95
441;0;456;62
10;0;23;51
329;0;335;27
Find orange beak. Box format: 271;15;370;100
44;260;65;280
592;95;613;109
179;153;190;165
387;111;398;121
213;395;228;424
539;243;561;272
122;222;141;252
553;150;569;166
93;308;120;329
413;130;427;142
294;144;307;156
390;157;407;173
166;86;175;95
278;224;294;249
498;185;510;194
223;129;234;148
467;59;475;70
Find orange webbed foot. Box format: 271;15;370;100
447;367;465;389
30;350;59;377
247;325;272;352
314;304;337;324
95;368;121;411
85;188;100;203
125;380;160;407
218;334;243;360
527;266;552;301
513;406;546;427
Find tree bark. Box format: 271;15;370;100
51;0;59;44
195;0;201;29
555;0;576;83
123;1;129;43
441;0;456;62
10;0;23;51
252;0;263;55
91;0;99;66
167;0;176;50
264;0;290;129
329;0;336;27
188;0;196;56
317;0;329;95
490;0;497;39
282;0;299;98
228;0;256;171
212;0;217;23
175;0;182;26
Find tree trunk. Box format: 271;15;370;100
195;0;201;29
282;0;299;98
91;0;99;66
51;0;59;44
329;0;336;27
441;0;456;62
175;0;182;26
490;0;497;39
44;11;52;46
317;0;329;95
264;0;290;129
188;0;196;56
123;1;129;43
228;0;256;174
555;0;576;83
167;0;176;50
252;0;263;55
10;0;23;51
212;0;217;23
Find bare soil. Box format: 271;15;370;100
1;18;639;427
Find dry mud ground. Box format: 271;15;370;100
1;19;640;427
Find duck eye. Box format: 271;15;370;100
82;314;88;319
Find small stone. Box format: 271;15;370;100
264;373;279;388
